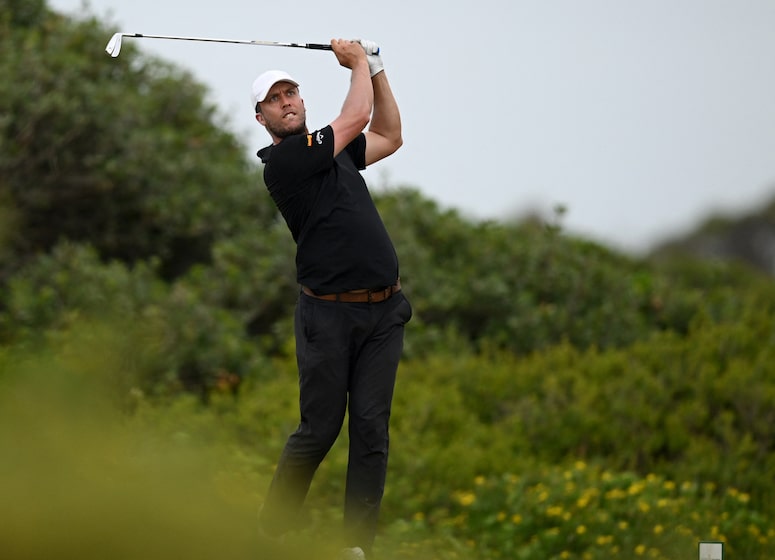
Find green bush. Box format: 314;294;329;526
438;462;773;559
3;311;775;559
392;305;775;516
3;6;775;559
0;5;270;280
0;242;272;397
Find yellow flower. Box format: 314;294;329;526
546;505;564;517
637;500;650;513
576;524;587;535
653;524;664;535
663;480;676;491
606;488;628;500
618;521;629;531
456;491;476;507
413;511;425;522
474;475;486;486
497;511;507;522
512;513;523;525
560;552;570;559
635;544;646;556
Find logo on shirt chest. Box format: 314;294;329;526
306;130;325;147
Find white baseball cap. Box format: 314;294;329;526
251;70;299;112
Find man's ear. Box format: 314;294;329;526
255;112;265;126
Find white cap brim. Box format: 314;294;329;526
251;70;299;111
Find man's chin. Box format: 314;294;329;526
270;122;307;139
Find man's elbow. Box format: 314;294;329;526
391;135;403;154
363;130;402;162
380;135;402;158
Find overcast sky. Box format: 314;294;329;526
50;0;775;253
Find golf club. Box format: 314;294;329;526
105;32;335;58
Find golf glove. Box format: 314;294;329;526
358;39;384;77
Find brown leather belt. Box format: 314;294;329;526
302;279;401;303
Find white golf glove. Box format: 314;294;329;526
358;39;384;77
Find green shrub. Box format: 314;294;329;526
437;462;773;559
0;242;272;397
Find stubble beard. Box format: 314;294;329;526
266;112;307;140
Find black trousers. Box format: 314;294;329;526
261;290;412;552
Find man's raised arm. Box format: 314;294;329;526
360;40;402;165
329;39;374;157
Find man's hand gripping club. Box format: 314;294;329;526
358;39;384;77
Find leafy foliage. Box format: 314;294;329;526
3;4;775;559
441;465;773;560
377;189;775;356
0;5;269;281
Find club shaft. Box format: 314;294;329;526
122;33;332;50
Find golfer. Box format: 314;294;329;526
252;38;411;560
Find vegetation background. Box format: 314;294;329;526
2;1;774;558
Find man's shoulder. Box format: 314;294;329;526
256;144;273;163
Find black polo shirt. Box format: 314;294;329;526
257;125;399;294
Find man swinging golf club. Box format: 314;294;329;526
253;38;411;560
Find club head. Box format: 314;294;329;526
105;33;123;57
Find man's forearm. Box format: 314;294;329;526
331;55;374;156
341;62;374;123
368;72;401;144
